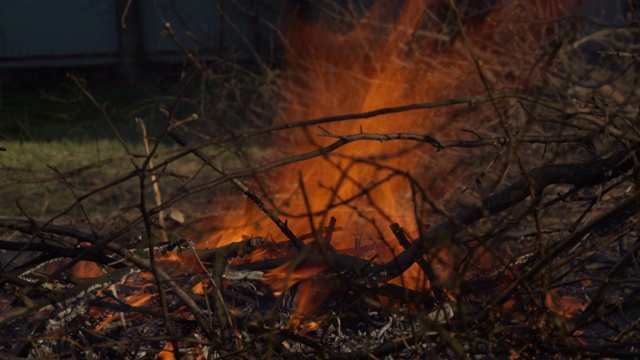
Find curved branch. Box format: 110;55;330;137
371;149;634;279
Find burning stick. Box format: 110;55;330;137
390;223;447;305
168;129;304;250
0;218;267;351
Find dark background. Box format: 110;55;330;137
0;0;631;141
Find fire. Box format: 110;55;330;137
263;259;333;332
202;0;575;310
94;292;156;331
157;342;174;360
72;260;107;278
262;259;329;297
191;278;212;295
545;291;585;319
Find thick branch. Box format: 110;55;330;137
372;149;634;279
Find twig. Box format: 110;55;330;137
136;117;168;243
321;216;337;251
163;21;213;79
168;129;304;250
571;237;640;330
390;223;446;304
66;74;136;162
319;131;590;150
47;165;95;235
119;0;133;28
597;50;640;62
372;149;635;280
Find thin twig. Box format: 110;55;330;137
136;117;168;243
168;129;304;250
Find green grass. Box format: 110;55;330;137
0;75;191;219
0;134;270;224
0;138;130;171
0;70;279;223
0;139;158;218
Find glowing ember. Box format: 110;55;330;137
545;292;585;319
71;260;107;278
157;342;175;360
94;293;157;331
191;279;212;295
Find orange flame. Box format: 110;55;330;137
262;259;329;297
94;292;156;331
68;260;106;278
262;258;333;331
157;342;175;360
202;0;575;307
191;278;212;295
545;292;585;319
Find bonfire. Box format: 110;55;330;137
1;0;639;358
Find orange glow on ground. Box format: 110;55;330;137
94;292;156;332
191;279;212;295
157;342;175;360
545;292;585;319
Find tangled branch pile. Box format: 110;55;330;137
1;1;639;358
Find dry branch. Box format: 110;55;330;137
230;148;636;296
390;223;447;304
0;219;264;346
321;130;592;150
168;129;304;250
373;149;636;280
0;266;139;327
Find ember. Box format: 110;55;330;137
1;0;639;358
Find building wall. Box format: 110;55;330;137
0;0;286;69
0;0;628;70
0;0;119;67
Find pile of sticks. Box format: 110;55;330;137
1;144;639;358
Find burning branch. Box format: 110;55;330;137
0;218;266;351
168;129;305;251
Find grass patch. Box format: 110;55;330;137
0;138;132;172
0;135;272;223
0;139;156;218
0;66;281;225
